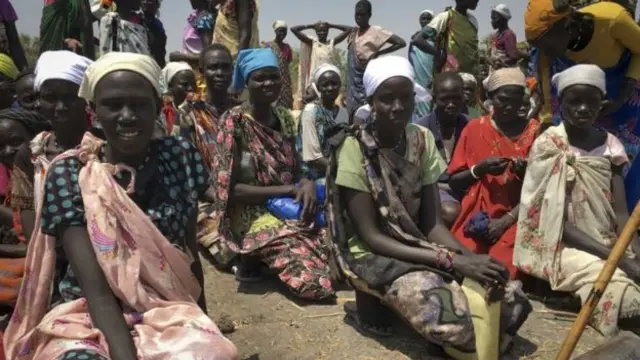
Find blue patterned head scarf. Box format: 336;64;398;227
232;49;279;90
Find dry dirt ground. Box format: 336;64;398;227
202;259;608;360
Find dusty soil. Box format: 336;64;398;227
202;259;608;360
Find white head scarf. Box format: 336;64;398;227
420;9;434;17
310;63;340;97
483;67;526;93
34;51;94;91
552;64;606;97
79;52;162;102
354;56;429;119
459;72;477;86
492;4;512;20
159;62;194;94
273;20;287;30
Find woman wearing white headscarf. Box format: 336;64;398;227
4;51;239;360
11;50;94;241
515;64;640;336
296;63;348;178
262;20;293;108
158;61;196;136
325;56;531;351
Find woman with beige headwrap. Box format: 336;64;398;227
262;20;293;108
4;52;238;360
449;67;540;279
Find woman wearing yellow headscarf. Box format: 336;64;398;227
0;53;18;109
526;0;640;213
213;0;260;59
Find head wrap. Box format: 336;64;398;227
492;4;512;20
459;72;477;86
420;9;434;17
552;64;606;97
232;48;279;90
79;52;162;102
273;20;287;30
525;0;571;41
0;108;50;136
159;61;194;94
34;51;94;91
354;56;429;119
310;63;340;97
484;67;526;93
0;54;19;81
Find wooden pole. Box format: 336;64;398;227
556;200;640;360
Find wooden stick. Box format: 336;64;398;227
556;200;640;360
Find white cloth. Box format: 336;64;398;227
483;67;526;92
459;72;477;86
552;64;607;97
492;4;512;20
354;55;429;119
427;10;478;35
310;63;340;97
159;62;194;94
34;51;93;91
79;52;162;102
273;20;287;29
420;9;434;17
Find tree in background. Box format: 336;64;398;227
19;34;40;67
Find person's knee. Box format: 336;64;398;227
440;201;461;228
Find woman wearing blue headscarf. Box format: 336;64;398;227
198;48;335;301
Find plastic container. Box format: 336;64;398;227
444;278;501;360
265;179;326;227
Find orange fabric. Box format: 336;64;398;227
0;258;24;304
449;117;540;279
525;0;572;41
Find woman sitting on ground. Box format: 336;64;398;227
297;63;349;178
12;51;95;245
3;52;238;360
449;68;540;279
179;43;240;263
0;109;49;330
327;55;531;352
197;48;335;301
515;64;640;336
158;61;196;136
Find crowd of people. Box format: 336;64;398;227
0;0;637;358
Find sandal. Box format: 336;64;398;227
343;291;393;337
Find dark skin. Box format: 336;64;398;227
342;76;508;291
532;11;636;116
273;27;289;49
462;81;477;108
304;71;341;175
354;4;406;59
290;21;352;46
490;12;527;68
433;76;465;226
115;0;142;22
0;120;30;248
15;74;37;111
17;79;89;241
62;71;203;359
450;85;527;243
230;67;317;221
419;12;434;29
236;0;252;53
411;0;478;63
557;84;640;279
0;76;14;110
168;70;196;106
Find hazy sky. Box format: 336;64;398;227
13;0;528;53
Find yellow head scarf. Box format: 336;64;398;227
79;52;161;102
525;0;572;41
0;54;19;80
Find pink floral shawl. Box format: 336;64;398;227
4;134;238;359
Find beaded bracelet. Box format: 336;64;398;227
435;248;456;272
